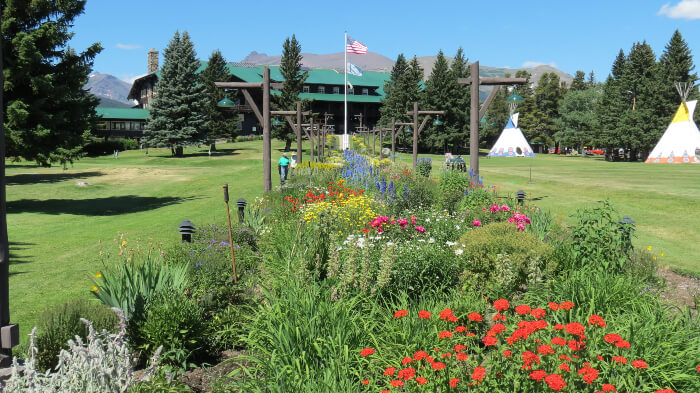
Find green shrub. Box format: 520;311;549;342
91;257;188;321
456;222;555;298
569;200;634;273
128;370;194;393
83;138;138;156
34;300;119;371
387;174;437;215
135;289;207;368
458;185;496;212
416;157;432;178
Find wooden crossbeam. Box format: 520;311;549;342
479;86;501;121
240;89;263;125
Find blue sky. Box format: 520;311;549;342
70;0;700;83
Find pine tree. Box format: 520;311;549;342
519;72;564;148
379;54;409;124
554;87;600;152
420;50;451;152
2;0;102;167
447;48;471;152
199;50;238;150
587;71;596;87
659;30;698;120
570;70;587;91
274;34;308;151
142;31;207;156
396;57;424;147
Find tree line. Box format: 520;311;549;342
380;30;697;161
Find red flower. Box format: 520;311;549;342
449;378;460;388
454;344;466;352
559;363;571;372
696;364;700;373
454;325;467;333
551;337;566;346
360;348;375;357
602;383;616;392
548;302;559;311
397;367;416;380
494;299;510;311
384;367;397;376
559;301;575;310
415;377;427;385
515;304;531;315
418;310;432;319
544;374;567;392
394;309;408;318
537;344;555;355
439;308;454;320
578;366;599;384
468;312;483;322
413;350;428;361
390;379;404;387
438;330;453;339
588;314;607;327
529;369;547;381
401;357;413;364
381;390;389;393
442;353;451;358
655;390;675;393
559;355;572;361
488;323;507;336
604;333;622;344
568;340;586;351
361;379;369;385
615;340;630;348
456;352;468;361
431;361;446;370
565;322;585;336
483;336;498;346
471;366;486;381
612;356;628;365
447;315;459;322
503;350;512;357
521;351;541;370
553;324;564;330
531;308;547;319
493;313;507;321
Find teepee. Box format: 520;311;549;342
488;113;536;157
645;83;700;163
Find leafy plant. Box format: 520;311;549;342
91;257;188;321
416;157;432;178
34;300;119;371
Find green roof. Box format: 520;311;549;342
97;107;150;120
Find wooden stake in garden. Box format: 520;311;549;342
222;184;237;284
458;61;527;176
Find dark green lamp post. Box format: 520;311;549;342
432;117;443;126
272;118;283;126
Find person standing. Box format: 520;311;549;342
290;154;298;177
278;152;290;185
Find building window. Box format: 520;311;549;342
333;86;340;94
318;86;325;94
97;122;108;130
111;121;125;130
303;86;310;93
348;88;354;95
362;88;368;95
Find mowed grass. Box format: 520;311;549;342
7;140;288;342
6;141;700;343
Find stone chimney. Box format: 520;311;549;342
148;48;159;73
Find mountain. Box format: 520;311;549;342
85;72;133;105
241;51;573;86
97;97;133;108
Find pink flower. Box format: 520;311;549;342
397;218;409;226
415;226;426;233
490;204;500;212
472;220;482;227
411;215;417;224
500;205;511;212
516;222;526;231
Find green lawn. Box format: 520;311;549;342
6;142;700;344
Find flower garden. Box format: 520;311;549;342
4;141;700;392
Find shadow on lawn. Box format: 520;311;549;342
6;171;103;186
7;195;197;216
159;148;243;158
8;241;35;276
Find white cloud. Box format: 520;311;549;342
522;61;558;68
658;0;700;19
116;73;145;84
115;43;142;50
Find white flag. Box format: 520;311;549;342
347;62;363;76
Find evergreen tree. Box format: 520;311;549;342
619;41;663;160
595;49;629;160
142;31;207;156
274;34;308;151
570;70;587;91
2;0;102;167
397;57;424;146
199;50;238;150
447;48;471;152
658;30;698;120
482;86;509;148
587;71;596;87
519;72;564;148
554;87;600;152
421;50;451;152
612;49;627;79
379;53;409;124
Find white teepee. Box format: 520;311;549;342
645;84;700;164
488;113;535;157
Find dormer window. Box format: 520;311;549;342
303;86;310;93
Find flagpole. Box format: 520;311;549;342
344;31;348;147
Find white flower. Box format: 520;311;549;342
428;237;435;244
425;218;431;222
386;242;395;247
418;239;425;243
455;225;461;230
455;248;464;256
446;241;457;246
336;247;343;251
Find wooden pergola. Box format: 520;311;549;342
459;61;527;176
394;102;445;170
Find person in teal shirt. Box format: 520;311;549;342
278;152;290;185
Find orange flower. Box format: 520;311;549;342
360;348;375;357
418;310;432;319
394;309;408;318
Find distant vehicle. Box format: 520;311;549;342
586;149;604;155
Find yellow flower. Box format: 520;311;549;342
659;253;664;257
92;286;98;291
96;272;102;278
653;256;657;260
647;246;652;251
121;240;128;248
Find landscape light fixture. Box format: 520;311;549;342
178;220;196;243
272;118;283;126
217;92;236;109
404;126;412;134
236;198;247;224
433;117;443;126
516;190;526;204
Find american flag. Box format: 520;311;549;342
346;37;368;54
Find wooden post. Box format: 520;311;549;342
0;32;13;367
262;66;271;192
310;118;315;161
379;128;384;159
391;118;396;162
372;129;376;156
296;102;302;164
470;61;480;176
412;102;419;170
